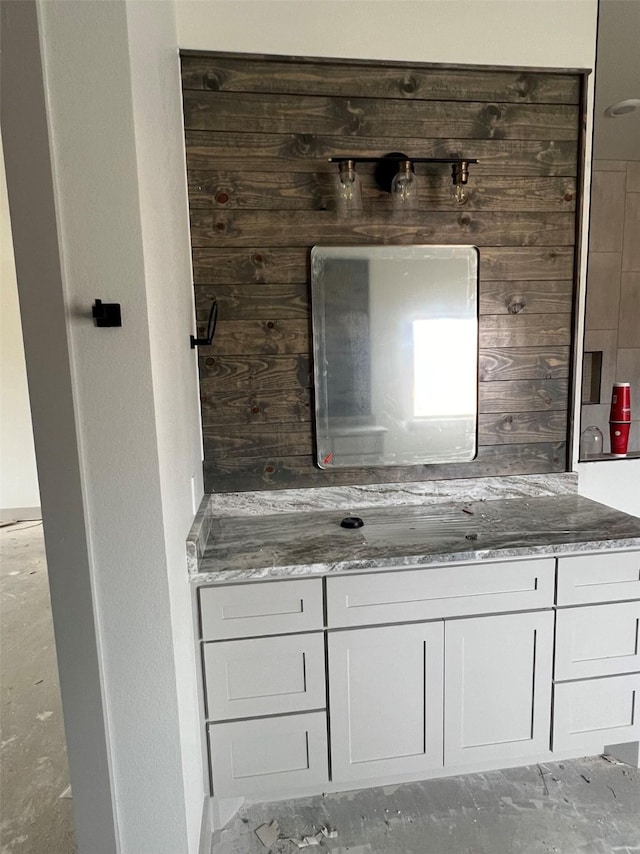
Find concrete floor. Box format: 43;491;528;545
212;757;640;854
0;522;76;854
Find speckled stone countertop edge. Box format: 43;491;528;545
186;495;214;575
185;472;589;582
192;535;640;585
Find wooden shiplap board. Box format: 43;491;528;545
181;52;585;492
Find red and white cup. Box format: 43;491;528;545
610;421;631;457
610;382;631;422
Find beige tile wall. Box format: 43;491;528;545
582;159;640;454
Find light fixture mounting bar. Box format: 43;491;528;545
328;157;478;164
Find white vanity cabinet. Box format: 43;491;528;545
197;549;640;806
552;552;640;754
325;558;555;785
199;579;329;798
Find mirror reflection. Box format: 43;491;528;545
311;245;479;469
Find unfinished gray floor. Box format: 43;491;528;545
212;755;640;853
1;521;76;854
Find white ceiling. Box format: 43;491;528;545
593;0;640;161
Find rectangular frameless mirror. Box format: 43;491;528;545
311;245;479;469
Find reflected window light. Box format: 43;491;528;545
413;318;477;417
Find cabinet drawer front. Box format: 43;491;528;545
199;579;324;639
553;675;640;755
326;559;554;628
204;633;326;721
208;712;328;798
557;552;640;606
555;602;640;681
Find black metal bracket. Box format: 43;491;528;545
190;296;218;349
92;299;122;328
329;153;479;193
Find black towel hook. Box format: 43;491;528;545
190;296;218;349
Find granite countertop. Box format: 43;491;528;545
187;475;640;584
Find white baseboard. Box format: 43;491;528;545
0;506;41;524
199;793;245;852
604;740;640;768
198;797;213;854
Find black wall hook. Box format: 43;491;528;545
191;296;218;349
92;299;122;327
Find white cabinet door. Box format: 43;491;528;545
445;611;553;767
328;622;444;783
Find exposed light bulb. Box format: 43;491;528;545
454;183;469;205
391;160;419;211
336;160;363;215
451;160;470;205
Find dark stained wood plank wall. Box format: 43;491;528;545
181;52;585;492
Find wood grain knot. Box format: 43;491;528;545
252;253;265;264
204;73;221;91
400;75;417;94
264;465;275;474
295;134;314;154
503;415;514;425
564;191;575;202
215;192;230;205
215;220;226;232
458;214;471;227
508;301;525;314
205;357;215;367
251;406;260;414
266;321;275;329
514;74;533;98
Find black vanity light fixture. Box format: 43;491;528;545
329;153;478;210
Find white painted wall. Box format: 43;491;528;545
1;3;118;850
176;0;596;68
125;2;206;847
0;136;40;518
33;0;203;848
3;0;204;851
577;459;640;517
